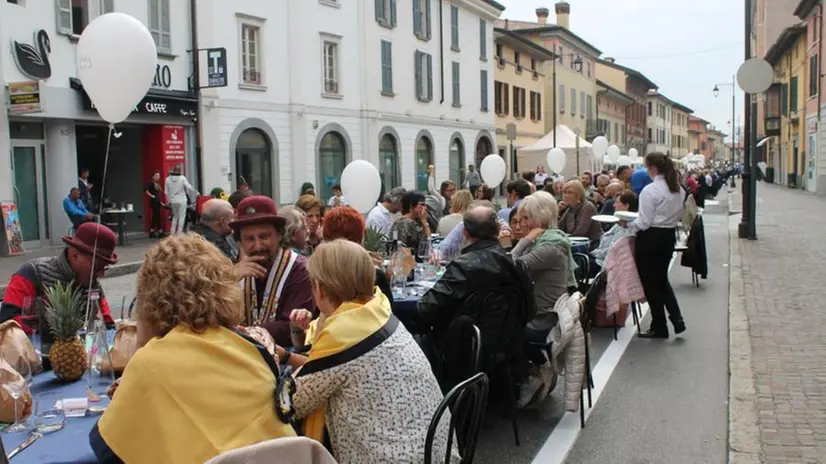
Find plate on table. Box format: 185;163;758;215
592;214;619;224
614;211;639;221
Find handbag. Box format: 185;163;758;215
0;320;42;375
0;358;32;423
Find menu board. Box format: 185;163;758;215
1;202;24;255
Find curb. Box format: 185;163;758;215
727;192;763;464
0;261;142;299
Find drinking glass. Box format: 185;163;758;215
34;392;65;434
1;349;33;433
21;297;42;358
416;240;431;262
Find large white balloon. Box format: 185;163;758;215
628;148;639;159
607;145;621;163
617;155;631;166
591;136;609;157
547;148;566;174
77;13;157;124
340;160;382;213
479;154;506;186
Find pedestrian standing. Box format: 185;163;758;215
624;152;686;338
164;164;197;235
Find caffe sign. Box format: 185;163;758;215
84;93;197;118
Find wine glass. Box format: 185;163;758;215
21;297;42;357
416;240;431;263
1;348;33;433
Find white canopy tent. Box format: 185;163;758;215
516;125;600;178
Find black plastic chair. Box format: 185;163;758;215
437;317;482;393
425;372;490;464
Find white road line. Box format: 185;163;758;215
531;253;679;464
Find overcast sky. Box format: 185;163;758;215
498;0;745;142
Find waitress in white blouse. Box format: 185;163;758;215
625;152;686;338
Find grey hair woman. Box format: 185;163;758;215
277;205;309;255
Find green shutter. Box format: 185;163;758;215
790;76;798;112
425;0;432;40
414;51;422;100
390;0;397;26
413;0;421;36
480;20;486;59
426;53;433;100
375;0;384;22
781;83;789;115
452;61;460;105
481;70;488;111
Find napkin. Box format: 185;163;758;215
58;398;88;418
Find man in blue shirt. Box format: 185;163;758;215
498;179;532;222
630;167;653;195
63;187;96;229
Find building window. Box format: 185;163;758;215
379;134;400;189
148;0;171;54
236;128;273;199
479;19;487;60
514;51;521;72
452;61;461;106
810;55;818;97
322;36;341;96
570;88;576;115
56;0;90;35
319;131;347;200
790;76;799;112
586;61;591;77
480;70;488;111
586;94;593;120
495;43;503;60
413;0;431;41
375;0;397;28
450;5;459;51
414;50;433;101
614;122;618;142
416;136;433;191
648;128;653;142
559;84;566;113
647;101;652;116
530;91;541;121
240;23;263;87
449;138;465;186
381;40;393;95
494;81;509;115
580;92;585;119
513;86;526;119
559;46;564;65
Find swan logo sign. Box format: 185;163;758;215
11;29;52;81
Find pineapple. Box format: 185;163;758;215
43;282;88;382
363;226;387;253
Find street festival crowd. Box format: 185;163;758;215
0;152;733;463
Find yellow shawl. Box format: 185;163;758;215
298;288;394;442
97;326;295;463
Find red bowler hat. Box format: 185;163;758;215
61;222;119;265
230;195;286;231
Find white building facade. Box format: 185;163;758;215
1;0;197;249
645;90;672;155
196;0;504;203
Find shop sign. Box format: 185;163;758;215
205;48;228;88
6;81;41;114
84;92;197;117
162;125;186;163
152;64;172;89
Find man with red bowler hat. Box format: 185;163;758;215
231;195;314;347
0;222;117;341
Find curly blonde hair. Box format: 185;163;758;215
136;234;243;337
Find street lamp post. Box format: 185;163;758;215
713;74;737;187
552;51;583;148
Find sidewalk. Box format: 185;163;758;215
0;235;154;298
728;182;826;464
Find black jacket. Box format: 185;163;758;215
414;240;536;355
192;224;239;263
680;215;708;279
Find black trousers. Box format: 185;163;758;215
149;202;161;231
635;227;683;332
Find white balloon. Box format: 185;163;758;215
77;13;157;124
546;148;566;174
628;148;639;159
340;160;382;214
607;145;621;163
591;136;609;157
617;155;631;166
479;154;506;186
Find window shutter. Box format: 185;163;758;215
504;83;509;115
521;89;526;118
413;0;421;36
451;6;458;48
512;86;518;116
414;51;423;100
101;0;114;13
479;20;486;59
452;61;460;105
537;92;541;121
390;0;397;26
425;0;432;40
160;0;171;51
375;0;384;22
381;41;393;93
481;70;488;111
56;0;72;34
559;84;565;111
426;53;433;100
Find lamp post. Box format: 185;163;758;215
552;51;584;148
713;75;737;187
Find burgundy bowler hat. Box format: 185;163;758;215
229;195;286;231
61;222;119;265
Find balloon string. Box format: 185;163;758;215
83;123;115;331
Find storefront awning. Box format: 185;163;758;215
69;77;198;118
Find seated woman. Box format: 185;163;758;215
278;205;310;256
295;194;325;254
437;189;473;236
90;234;296;463
589;190;639;275
279;240;455;464
504;206;524;251
475;183;495;202
388;190;431;249
509;191;575;408
559;179;603;250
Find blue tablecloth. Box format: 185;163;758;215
3;374;100;463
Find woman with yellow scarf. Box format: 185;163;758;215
90;234;296;463
276;240;456;463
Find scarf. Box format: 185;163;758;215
532;229;577;287
297;288;395;442
242;248;297;326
